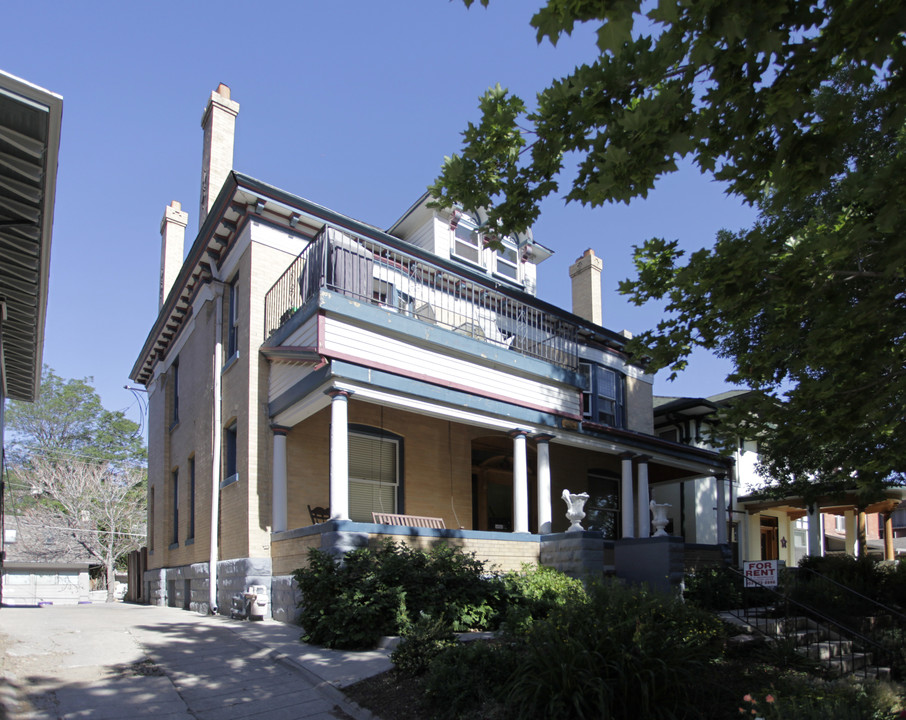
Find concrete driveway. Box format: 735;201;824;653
0;603;385;720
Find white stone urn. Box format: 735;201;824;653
650;500;671;537
562;489;590;532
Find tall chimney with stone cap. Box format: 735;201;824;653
198;83;240;229
569;248;604;326
159;200;188;310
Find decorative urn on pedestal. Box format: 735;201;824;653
649;500;671;537
562;489;590;532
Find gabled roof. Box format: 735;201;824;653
0;71;62;402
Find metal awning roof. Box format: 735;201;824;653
0;71;62;402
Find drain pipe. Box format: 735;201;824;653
209;283;224;613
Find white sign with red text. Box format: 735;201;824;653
743;560;778;588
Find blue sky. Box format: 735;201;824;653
4;1;757;426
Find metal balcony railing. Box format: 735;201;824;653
264;225;580;370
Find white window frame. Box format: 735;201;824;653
580;362;625;428
348;431;400;523
493;239;519;282
451;223;483;267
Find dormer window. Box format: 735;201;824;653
452;223;482;265
494;241;519;281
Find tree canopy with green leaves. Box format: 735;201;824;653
430;1;906;497
6;365;146;467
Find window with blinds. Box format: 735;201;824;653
348;432;399;522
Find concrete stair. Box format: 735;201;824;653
721;609;891;680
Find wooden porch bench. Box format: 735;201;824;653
372;512;446;529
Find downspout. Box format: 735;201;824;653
209;284;224;613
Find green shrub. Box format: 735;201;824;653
292;545;407;649
737;680;900;720
424;639;521;720
500;564;586;635
292;540;502;649
390;613;457;677
504;580;726;720
684;567;744;610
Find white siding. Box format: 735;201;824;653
283;315;319;348
269;362;318;401
322;316;581;416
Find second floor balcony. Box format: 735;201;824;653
264;225;581;370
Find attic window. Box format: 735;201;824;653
452;224;481;265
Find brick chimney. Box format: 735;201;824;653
569;248;603;326
198;83;239;229
159;200;188;309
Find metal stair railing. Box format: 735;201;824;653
722;566;890;679
784;565;906;629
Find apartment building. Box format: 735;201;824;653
131;85;732;620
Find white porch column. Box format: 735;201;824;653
535;434;554;534
271;426;289;533
806;502;823;557
636;455;650;538
510;429;530;533
715;473;728;544
327;389;353;521
844;509;856;556
620;452;635;538
747;512;762;560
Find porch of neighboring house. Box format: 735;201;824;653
738;488;906;566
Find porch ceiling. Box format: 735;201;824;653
0;72;62;402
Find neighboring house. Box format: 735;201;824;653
654;392;906;567
131;85;732;621
0;70;62;605
2;511;92;606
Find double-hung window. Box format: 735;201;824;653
580;362;625;428
170;357;179;429
494;241;519;281
224;423;238;486
171;469;179;546
585;471;621;539
348;431;399;522
452;224;482;265
227;276;239;359
187;456;195;542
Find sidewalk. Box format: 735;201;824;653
0;603;394;720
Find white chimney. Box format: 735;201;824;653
159;200;188;309
569;248;603;326
198;83;239;229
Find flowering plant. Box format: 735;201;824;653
738;692;776;720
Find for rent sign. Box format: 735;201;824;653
743;560;778;588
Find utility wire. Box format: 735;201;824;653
15;521;146;538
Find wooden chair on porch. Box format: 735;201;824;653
308;505;330;524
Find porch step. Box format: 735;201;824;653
824;652;875;677
797;639;853;661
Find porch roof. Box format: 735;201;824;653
738;487;906;518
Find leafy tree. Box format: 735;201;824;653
6;365;146;467
5;366;147;600
430;1;906;495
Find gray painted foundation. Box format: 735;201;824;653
614;535;685;594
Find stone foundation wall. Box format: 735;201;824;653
614;536;685;594
270;575;301;624
540;531;614;580
142;558;272;617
